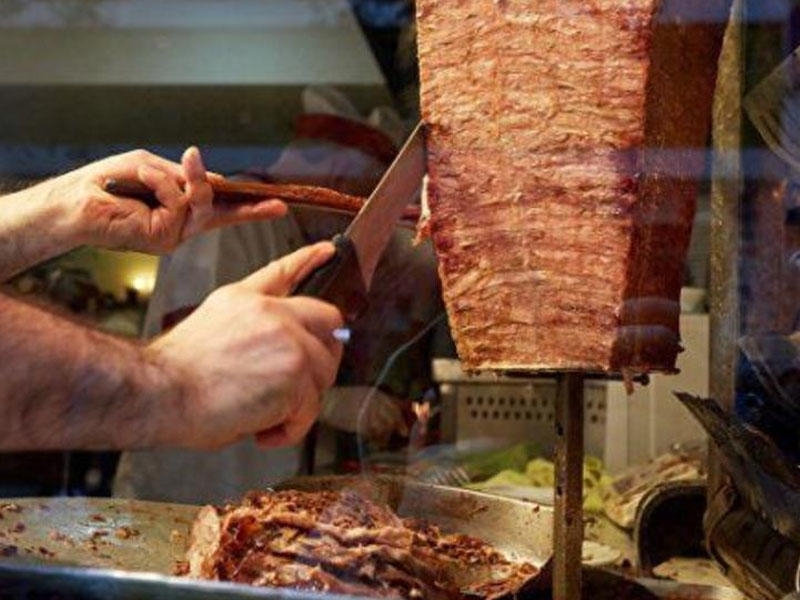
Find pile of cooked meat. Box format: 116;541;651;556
187;489;539;600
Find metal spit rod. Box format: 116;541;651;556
553;372;585;600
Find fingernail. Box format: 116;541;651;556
190;146;203;164
183;146;206;178
332;328;351;344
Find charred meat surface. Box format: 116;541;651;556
187;489;539;600
416;0;730;373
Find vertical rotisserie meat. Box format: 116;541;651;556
416;0;730;373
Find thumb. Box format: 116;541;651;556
182;146;212;212
240;241;335;296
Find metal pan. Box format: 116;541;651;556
0;496;195;574
0;475;553;593
0;477;744;599
0;476;553;573
0;562;746;600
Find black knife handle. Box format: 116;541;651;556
294;234;368;322
104;179;162;209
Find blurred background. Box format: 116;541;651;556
0;0;421;497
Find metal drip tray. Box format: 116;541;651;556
0;562;746;600
0;482;744;600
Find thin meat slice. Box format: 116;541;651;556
205;176;422;222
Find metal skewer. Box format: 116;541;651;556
504;368;648;600
553;372;585;600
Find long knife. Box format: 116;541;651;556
294;122;427;321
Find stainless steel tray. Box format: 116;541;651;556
0;496;195;574
0;476;554;572
0;477;744;599
0;563;326;599
0;562;746;600
0;476;554;592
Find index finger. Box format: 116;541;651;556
281;296;345;345
181;146;212;215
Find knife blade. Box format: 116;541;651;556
294;122;426;321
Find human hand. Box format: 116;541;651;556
53;147;287;254
146;242;344;450
319;386;409;443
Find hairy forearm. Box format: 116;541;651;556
0;177;83;282
0;293;185;450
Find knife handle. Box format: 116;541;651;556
102;178;256;209
104;179;163;209
294;234;368;323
